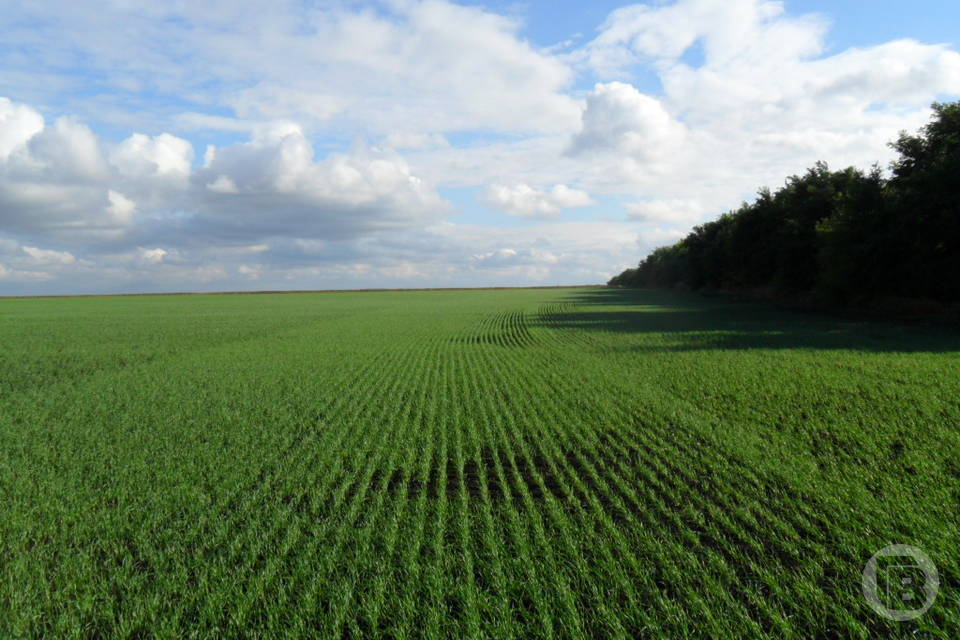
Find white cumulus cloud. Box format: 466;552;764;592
568;82;688;161
139;248;167;264
0;97;448;248
0;97;44;161
484;183;594;218
192;123;449;239
106;190;137;224
0;102;129;235
111;133;194;184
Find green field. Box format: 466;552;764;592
1;287;958;638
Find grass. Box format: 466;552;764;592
0;286;957;638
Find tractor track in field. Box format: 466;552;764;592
452;310;537;349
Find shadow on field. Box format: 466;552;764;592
539;288;960;353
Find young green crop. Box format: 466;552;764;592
1;287;957;638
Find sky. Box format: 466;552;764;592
1;0;959;295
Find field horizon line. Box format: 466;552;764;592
0;283;605;300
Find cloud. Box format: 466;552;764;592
237;264;262;279
3;1;580;137
22;245;76;265
229;1;581;135
0;97;44;161
483;182;593;218
626;199;705;223
0;101;192;237
206;175;239;194
579;0;822;77
0;238;74;283
470;246;561;281
110;133;194;184
383;132;450;151
567;82;687;162
450;220;682;284
472;247;518;264
0;104;126;236
139;248;167;264
105;190;137;224
0;97;448;250
15;117;107;184
582;0;960;127
192;123;449;240
559;0;960;208
0;262;51;282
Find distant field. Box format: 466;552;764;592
1;287;958;638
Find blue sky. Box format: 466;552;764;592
1;0;959;294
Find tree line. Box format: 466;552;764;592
609;102;960;308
